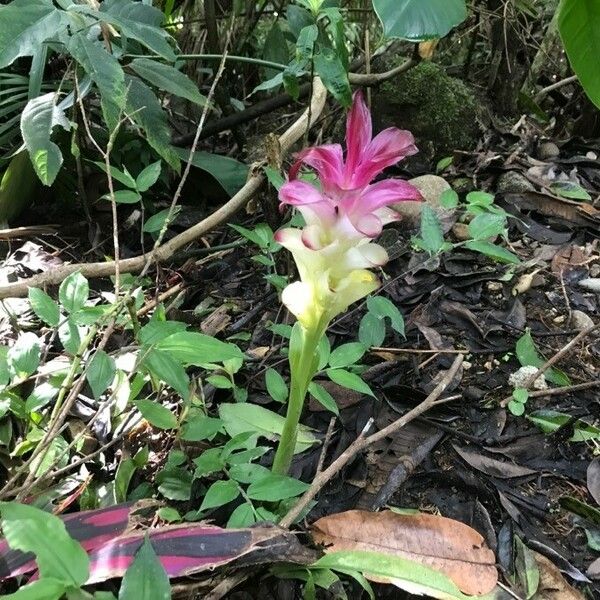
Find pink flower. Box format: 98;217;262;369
280;90;422;238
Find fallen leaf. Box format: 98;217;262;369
587;458;600;506
311;509;497;596
533;552;586;599
453;444;537;479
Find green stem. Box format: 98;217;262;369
272;325;322;475
122;53;288;72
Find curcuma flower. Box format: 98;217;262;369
275;90;422;330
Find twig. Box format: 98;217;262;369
500;323;599;407
0;78;328;299
371;347;469;355
315;417;336;476
525;380;600;399
534;74;578;103
279;356;464;528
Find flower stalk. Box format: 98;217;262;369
272;91;422;475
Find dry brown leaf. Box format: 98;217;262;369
311;510;497;596
419;40;439;60
533;552;586;600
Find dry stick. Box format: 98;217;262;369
279;355;464;528
0;77;328;299
371;347;469;355
500;323;599;407
534;74;578;103
526;380;600;399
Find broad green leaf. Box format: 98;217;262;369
7;333;40;380
20;92;69;185
0;0;64;69
28;288;59;327
58;316;82;355
308;382;339;415
125;76;179;170
373;0;468;41
296;24;318;61
129;58;207;107
246;473;309;501
314;550;475;600
143;208;177;234
515;330;571;386
180;415;223;441
173;148;248;197
206;375;233;389
199;480;240;511
30;435;68;477
527;409;600;442
359;312;386;347
135;161;162;193
228;463;271;484
436;157;454;173
0;346;9;388
0;578;66;600
135;399;177;429
508;400;525;416
0;501;89;586
59;271;89;313
313;45;351;107
265;368;288;403
219;403;318;453
25;381;59;413
118;537;170;600
138;319;187;345
367;296;405;336
227;502;256;528
464;240;520;264
68;33;126;132
558;0;600;109
90;160;137;189
87;350;116;399
156;467;193;500
328;343;366;369
115;457;137;503
155;331;243;365
514;536;539;599
513;388;529;403
142;348;189;399
262;21;289;81
550;180;592;201
103;190;141;204
193;448;224;478
326;369;374;397
286;4;315;38
467;213;506;240
417;205;445;254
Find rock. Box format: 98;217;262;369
452;222;470;241
373;61;480;163
571;310;595;330
496;171;535;194
538;141;560;160
579;278;600;292
508;365;548;391
392;174;452;224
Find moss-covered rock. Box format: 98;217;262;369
373;61;480;163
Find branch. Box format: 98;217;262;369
0;78;328;299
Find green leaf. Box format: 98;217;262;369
118;537;170;600
0;501;89;586
359;312;386;347
246;473;309;501
135;399;177;430
142;348;189;399
0;578;67;600
138;319;186;345
199;480;240;511
263;21;289;80
515;330;571;386
30;435;68;477
464;240;520;264
417;205;446;254
115;457;137;503
206;374;233;389
508;400;525;416
219;403;318;454
25;381;59;413
129;58;207;107
103;190;141;204
180;415;223;441
550;180;592;201
227;502;256;528
466;191;494;208
468;213;506;240
228;463;271;485
156;467;193;500
313;46;352;107
125;76;179;170
87;350;116;399
512;388;529;404
308;382;339;415
286;4;315;38
558;0;600;109
328;343;366;369
193;447;224;478
527;409;600;442
89;160;137;189
265;368;288;403
439;188;459;208
68;33;126;132
514;536;540;599
373;0;468;41
20;92;69;185
314;550;475;600
143;208;178;234
7;333;40;380
436;156;454;173
135;161;162;193
58;316;82;355
59;271;89;313
0;0;64;69
28;288;59;327
326;369;374;397
173;148;248;197
155;331;243;365
367;296;405;336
